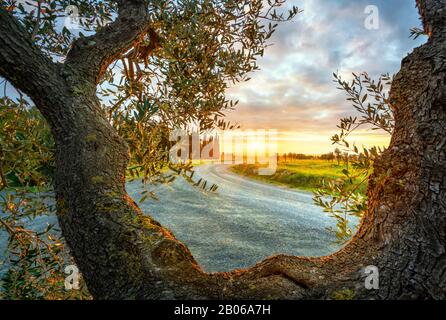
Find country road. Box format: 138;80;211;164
127;164;351;272
1;164;357;274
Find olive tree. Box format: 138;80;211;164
0;0;445;299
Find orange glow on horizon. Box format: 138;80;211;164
224;130;391;156
275;131;391;155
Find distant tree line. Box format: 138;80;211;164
279;149;359;167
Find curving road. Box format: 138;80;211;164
1;164;353;274
127;164;348;272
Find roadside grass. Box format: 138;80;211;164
230;159;367;194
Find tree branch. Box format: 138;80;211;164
0;8;62;112
31;0;42;40
65;0;153;84
416;0;446;38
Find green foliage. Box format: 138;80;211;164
0;96;54;189
98;0;300;186
1;0;115;57
0;192;90;300
313;72;394;244
409;26;427;40
0;97;91;299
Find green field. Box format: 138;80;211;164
230;159;367;194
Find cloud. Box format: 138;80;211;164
226;0;426;152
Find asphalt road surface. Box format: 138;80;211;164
1;164;354;274
128;164;347;272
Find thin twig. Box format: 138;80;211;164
0;218;16;235
0;160;7;191
31;1;42;41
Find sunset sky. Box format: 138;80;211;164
225;0;426;154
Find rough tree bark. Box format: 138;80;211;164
0;0;445;299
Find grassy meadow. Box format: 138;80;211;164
230;159;367;194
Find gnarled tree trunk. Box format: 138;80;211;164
0;0;445;299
